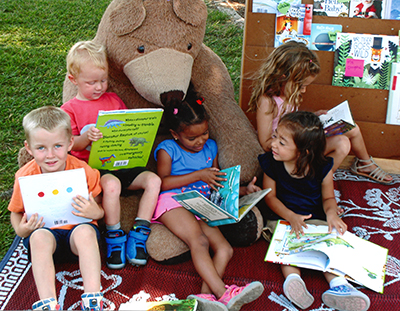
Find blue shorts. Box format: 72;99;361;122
23;223;101;263
99;167;148;189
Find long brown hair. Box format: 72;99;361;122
248;42;320;120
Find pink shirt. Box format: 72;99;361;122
271;96;295;132
61;92;127;162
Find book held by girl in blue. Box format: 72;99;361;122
172;165;271;226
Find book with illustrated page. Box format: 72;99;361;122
274;3;313;48
265;220;388;293
252;0;301;14
349;0;385;18
310;23;343;51
172;165;271;227
319;100;356;137
386;62;400;125
18;168;91;228
313;0;350;17
119;291;198;311
332;33;399;90
88;108;163;170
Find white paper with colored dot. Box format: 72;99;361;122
18;168;92;228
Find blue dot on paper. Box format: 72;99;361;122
66;187;73;193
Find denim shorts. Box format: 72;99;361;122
23;223;100;263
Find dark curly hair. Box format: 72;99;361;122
164;84;209;133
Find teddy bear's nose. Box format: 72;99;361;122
160;90;185;106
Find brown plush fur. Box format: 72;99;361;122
18;0;265;262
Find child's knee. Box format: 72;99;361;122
101;175;121;194
143;172;162;189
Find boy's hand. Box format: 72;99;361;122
71;193;104;220
86;126;103;142
197;168;227;191
18;213;44;237
314;109;328;117
288;213;312;239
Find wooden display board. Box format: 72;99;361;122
239;0;400;159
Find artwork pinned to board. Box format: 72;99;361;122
349;0;385;18
332;33;399;90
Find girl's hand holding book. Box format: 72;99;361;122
197;167;227;191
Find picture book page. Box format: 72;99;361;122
18;168;91;228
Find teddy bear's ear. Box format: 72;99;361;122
173;0;207;27
109;0;146;36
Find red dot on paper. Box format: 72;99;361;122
38;192;45;197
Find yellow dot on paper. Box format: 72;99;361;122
52;189;59;195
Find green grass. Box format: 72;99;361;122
0;0;243;260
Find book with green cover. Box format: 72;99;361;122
265;220;388;293
88;108;163;170
172;165;271;226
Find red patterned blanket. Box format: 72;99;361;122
1;169;399;310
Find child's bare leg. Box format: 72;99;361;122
30;229;57;299
100;174;121;226
128;171;161;221
70;224;101;292
282;266;314;309
344;125;392;182
326;135;351;172
198;221;233;296
159;208;227;298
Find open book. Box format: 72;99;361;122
319;100;355;137
88;108;163;170
172;165;271;226
119;298;197;311
265;220;388;293
18;168;91;228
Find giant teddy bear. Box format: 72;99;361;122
60;0;265;263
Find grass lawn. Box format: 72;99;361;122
0;0;243;260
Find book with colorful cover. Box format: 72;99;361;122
319;100;356;137
172;165;271;227
252;0;300;14
88;108;163;170
386;62;400;125
313;0;350;17
384;0;400;19
18;168;92;228
265;220;388;293
310;24;343;51
349;0;385;18
119;298;198;311
274;3;313;48
332;32;399;90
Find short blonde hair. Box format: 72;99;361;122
66;41;107;77
23;106;72;143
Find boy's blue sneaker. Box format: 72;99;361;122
32;297;60;310
322;284;370;311
126;225;151;266
105;229;127;269
81;292;103;311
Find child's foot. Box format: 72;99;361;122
350;156;392;184
322;284;370;311
283;274;314;309
126;225;151;266
217;281;264;311
186;293;228;311
32;297;60;310
105;229;127;269
81;292;104;311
